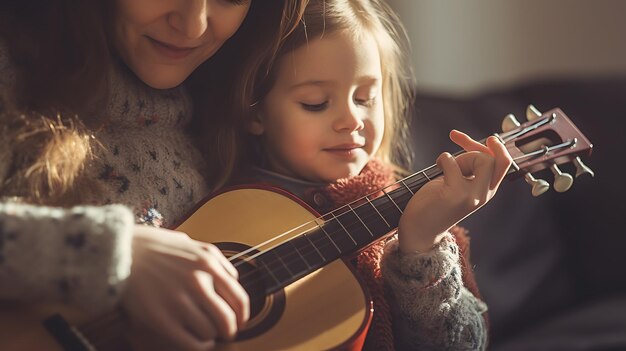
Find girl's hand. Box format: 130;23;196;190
123;225;250;351
398;130;512;253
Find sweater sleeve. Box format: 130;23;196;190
0;201;134;315
380;233;488;350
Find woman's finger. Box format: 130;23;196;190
179;292;218;342
195;271;239;340
202;243;239;279
198;252;250;327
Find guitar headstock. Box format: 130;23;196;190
497;105;594;196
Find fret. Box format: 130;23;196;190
348;204;374;237
399;179;415;195
265;249;295;284
273;241;309;279
421;170;431;181
317;220;342;253
310;224;344;262
274;249;294;276
291;232;326;268
256;256;280;286
366;196;391;227
382;188;403;214
319;214;360;253
330;211;357;245
288;239;312;270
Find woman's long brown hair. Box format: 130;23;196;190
0;0;308;203
0;0;112;204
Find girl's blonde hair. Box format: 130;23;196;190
0;0;308;203
245;0;415;171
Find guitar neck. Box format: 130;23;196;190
243;164;442;295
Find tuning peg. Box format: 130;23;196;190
573;156;595;178
502;113;521;132
549;164;574;192
526;104;542;121
524;172;550;197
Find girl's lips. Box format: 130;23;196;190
147;37;197;59
324;144;364;159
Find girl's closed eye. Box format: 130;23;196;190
300;101;329;112
354;96;377;107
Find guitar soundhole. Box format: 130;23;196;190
216;242;285;341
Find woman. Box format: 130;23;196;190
0;1;306;349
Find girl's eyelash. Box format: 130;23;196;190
355;98;376;107
222;0;249;5
301;102;328;112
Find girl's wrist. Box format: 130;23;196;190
398;231;448;254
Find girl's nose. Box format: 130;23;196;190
333;104;365;133
167;0;209;39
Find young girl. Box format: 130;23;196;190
0;1;307;349
233;0;513;349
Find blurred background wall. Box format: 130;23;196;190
387;0;626;95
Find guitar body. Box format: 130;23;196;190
0;301;89;350
176;187;372;351
0;187;371;351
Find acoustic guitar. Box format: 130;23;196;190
0;107;594;350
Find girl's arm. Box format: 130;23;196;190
381;233;488;350
380;131;511;350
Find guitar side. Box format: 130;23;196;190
176;187;372;351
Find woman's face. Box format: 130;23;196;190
113;0;251;89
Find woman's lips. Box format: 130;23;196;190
147;37;197;59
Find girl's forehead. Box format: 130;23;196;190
275;31;382;88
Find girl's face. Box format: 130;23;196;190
249;31;385;183
113;0;251;89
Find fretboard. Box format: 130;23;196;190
248;164;445;295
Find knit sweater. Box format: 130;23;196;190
0;44;209;315
236;161;488;350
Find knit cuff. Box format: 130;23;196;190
381;233;465;316
0;202;134;315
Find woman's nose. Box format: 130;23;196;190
167;0;209;39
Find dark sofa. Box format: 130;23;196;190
408;77;626;350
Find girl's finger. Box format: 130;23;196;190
449;129;492;155
486;136;513;189
436;152;463;186
454;152;494;192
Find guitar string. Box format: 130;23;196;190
227;134;505;286
227;129;568;288
232;138;561;290
227;159;443;266
226;127;529;266
231;170;435;288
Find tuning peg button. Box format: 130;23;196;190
573;156;595;178
550;164;574;192
524;172;550;197
526;104;542;121
502;113;521;132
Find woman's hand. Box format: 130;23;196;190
123;225;250;351
398;130;512;253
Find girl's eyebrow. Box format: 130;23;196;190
288;76;380;91
288;80;336;91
